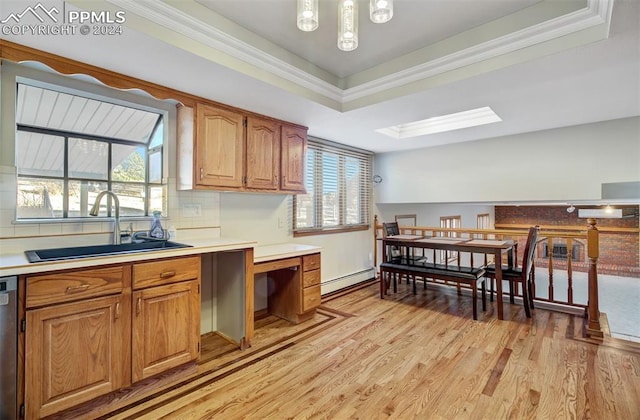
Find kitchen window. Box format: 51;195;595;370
15;83;166;220
294;138;372;235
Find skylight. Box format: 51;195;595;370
376;106;502;139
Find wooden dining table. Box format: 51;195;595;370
382;235;516;320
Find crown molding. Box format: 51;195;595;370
106;0;614;110
342;0;614;103
106;0;344;103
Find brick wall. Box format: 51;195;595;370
495;206;639;277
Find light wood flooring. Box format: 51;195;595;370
53;280;640;419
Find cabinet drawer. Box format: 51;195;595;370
303;269;320;288
26;265;126;308
302;253;320;272
133;256;201;289
301;284;321;313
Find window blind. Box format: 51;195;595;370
294;137;372;232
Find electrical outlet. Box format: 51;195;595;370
182;203;201;218
278;217;284;228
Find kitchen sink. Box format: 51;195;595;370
25;240;192;263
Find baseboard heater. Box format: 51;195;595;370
321;267;376;294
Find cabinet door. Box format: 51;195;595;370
196;103;244;188
280;125;307;192
246;117;280;190
25;294;130;419
132;280;200;382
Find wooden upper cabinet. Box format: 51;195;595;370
246;117;280;190
178;101;307;193
195;103;244;189
281;124;307;193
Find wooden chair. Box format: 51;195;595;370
383;221;400;236
382;222;401;262
485;226;539;318
395;214;416;227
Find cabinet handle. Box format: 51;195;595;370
200;167;204;180
160;271;176;279
136;297;142;315
115;302;121;319
65;284;90;293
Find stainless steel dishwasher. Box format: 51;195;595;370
0;276;18;420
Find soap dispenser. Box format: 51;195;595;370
149;210;165;239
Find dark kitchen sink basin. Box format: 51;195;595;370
25;240;192;263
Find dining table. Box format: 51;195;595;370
382;235;516;320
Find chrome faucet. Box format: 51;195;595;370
90;191;121;245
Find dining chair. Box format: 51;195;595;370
382;222;401;261
484;225;539;318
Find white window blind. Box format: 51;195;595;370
294;138;372;233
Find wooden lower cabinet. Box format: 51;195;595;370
25;294;130;419
132;279;200;382
23;255;202;418
301;254;321;314
265;253;321;324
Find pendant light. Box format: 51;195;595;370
338;0;358;51
297;0;318;31
370;0;393;23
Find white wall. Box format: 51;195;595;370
374;117;640;204
220;193;375;296
375;203;494;228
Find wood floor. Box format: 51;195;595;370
54;280;640;420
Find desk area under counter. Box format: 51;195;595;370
252;243;322;325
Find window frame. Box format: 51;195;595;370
293;138;372;236
440;215;462;262
477;213;490;230
16;119;163;219
2;63;173;223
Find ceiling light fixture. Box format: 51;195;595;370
297;0;393;51
338;0;358;51
376;106;502;139
370;0;393;23
297;0;319;32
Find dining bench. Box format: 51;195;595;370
379;260;486;320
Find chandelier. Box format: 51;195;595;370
297;0;394;52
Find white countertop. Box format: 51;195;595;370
253;243;322;263
0;238;321;277
0;237;256;277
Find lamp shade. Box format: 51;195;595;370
370;0;393;23
297;0;318;31
338;0;358;51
